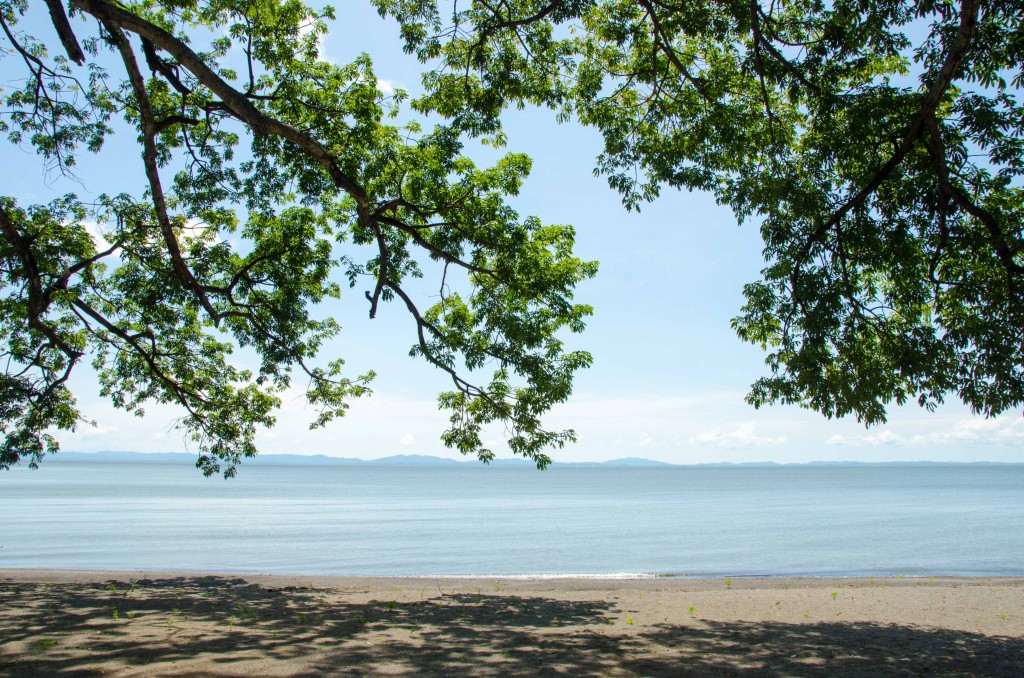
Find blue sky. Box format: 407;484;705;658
6;4;1023;463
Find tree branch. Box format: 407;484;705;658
43;0;85;65
71;0;373;226
796;0;982;263
140;37;192;96
0;203;84;361
924;116;1024;282
105;22;221;321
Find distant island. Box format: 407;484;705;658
45;452;1022;468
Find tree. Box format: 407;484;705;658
376;0;1024;425
0;0;597;475
4;1;1022;478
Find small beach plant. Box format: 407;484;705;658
235;602;258;620
32;639;58;655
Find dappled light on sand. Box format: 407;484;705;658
1;575;1022;676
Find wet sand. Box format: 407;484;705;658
1;569;1022;676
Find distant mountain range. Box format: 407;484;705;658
46;452;675;468
43;452;1022;468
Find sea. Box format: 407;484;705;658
1;460;1022;578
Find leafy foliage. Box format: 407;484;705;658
0;0;595;474
377;0;1024;424
5;0;1022;475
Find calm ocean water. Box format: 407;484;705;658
1;462;1021;577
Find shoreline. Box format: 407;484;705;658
5;567;1024;589
2;569;1022;676
6;567;1024;585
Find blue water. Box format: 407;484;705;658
1;462;1021;577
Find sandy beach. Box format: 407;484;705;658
1;570;1022;676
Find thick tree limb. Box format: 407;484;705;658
43;0;85;65
0;203;83;361
105;23;220;321
140;37;191;96
71;0;373;223
796;0;982;263
924;116;1024;281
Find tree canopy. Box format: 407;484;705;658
376;0;1024;425
0;0;596;474
2;0;1022;475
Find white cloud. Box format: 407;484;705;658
690;422;787;449
847;416;1024;450
910;417;1024;446
51;363;1024;464
376;79;396;94
79;422;118;437
862;430;903;446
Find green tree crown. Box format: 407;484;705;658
376;0;1024;425
0;0;596;475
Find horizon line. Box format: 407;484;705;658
44;451;1024;467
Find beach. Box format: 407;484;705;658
1;571;1022;676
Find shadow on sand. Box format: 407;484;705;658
1;576;1021;676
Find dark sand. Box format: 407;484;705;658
1;570;1022;676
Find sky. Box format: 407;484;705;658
5;4;1023;464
